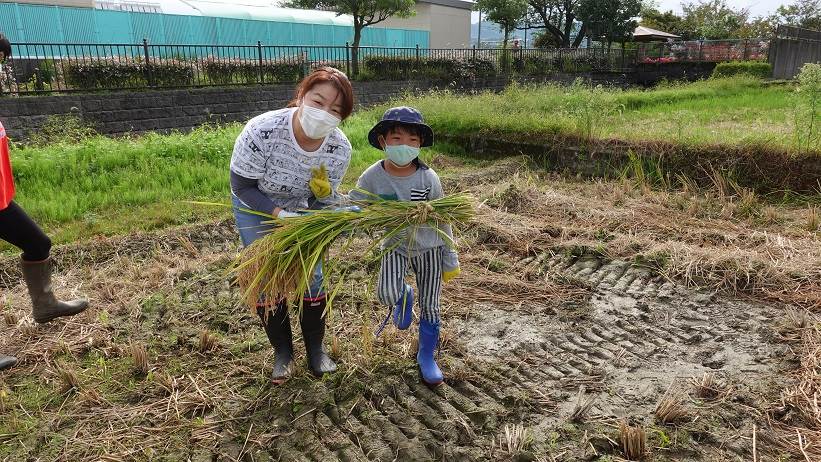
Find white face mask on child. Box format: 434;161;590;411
384;144;420;167
298;105;341;140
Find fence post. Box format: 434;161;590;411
142;38;153;88
558;48;564;72
698;40;703;62
743;39;749;60
257;41;264;84
345;42;351;76
472;44;476;61
415;43;420;70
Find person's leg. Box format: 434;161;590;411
0;201;51;261
233;196;294;380
376;250;413;331
0;202;88;323
257;300;293;384
232;195;274;248
411;248;444;386
300;293;337;376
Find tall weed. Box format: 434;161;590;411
795;63;821;153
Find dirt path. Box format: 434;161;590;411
0;157;810;461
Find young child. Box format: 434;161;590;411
350;107;460;386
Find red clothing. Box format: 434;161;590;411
0;120;15;211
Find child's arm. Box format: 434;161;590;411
430;171;460;282
346;164;380;203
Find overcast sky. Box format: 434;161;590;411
470;0;785;23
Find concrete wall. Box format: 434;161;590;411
379;2;471;48
381;3;431;32
0;76;579;141
428;4;471;48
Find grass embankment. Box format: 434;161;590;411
4;76;813;248
405;77;799;150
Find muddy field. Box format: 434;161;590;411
1;156;819;461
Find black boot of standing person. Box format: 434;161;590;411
257;301;294;384
0;355;16;370
22;257;88;324
300;297;337;376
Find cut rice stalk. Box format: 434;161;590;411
231;193;475;313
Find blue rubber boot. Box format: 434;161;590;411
417;319;444;386
392;284;414;330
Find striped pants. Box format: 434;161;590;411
377;247;442;324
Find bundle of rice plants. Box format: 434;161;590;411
619;421;647;460
230;192;475;312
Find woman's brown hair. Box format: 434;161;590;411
289;67;354;120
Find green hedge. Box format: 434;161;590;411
712;61;772;79
512;52;619;75
362;55;497;80
63;59;194;90
201;59;305;85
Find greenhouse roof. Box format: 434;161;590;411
181;0;354;25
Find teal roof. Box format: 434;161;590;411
184;1;354;26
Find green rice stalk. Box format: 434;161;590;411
231;192;475;314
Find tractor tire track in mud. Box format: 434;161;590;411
228;252;785;461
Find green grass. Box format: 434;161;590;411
3;115;451;249
393;77;801;150
3;76;808;248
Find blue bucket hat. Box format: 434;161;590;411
368;106;434;150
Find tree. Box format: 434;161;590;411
680;0;749;39
737;16;777;38
534;30;562;47
524;0;586;48
476;0;529;49
640;7;693;39
576;0;642;46
773;0;821;30
285;0;415;76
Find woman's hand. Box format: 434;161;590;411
309;164;332;199
273;207;302;219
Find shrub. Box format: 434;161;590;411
63;58;195;90
202;59;252;85
63;59;146;90
513;54;556;75
203;58;305;85
712;61;772;79
534;32;560;49
150;60;195;87
362;55;497;81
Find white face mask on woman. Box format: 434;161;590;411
299;105;341;140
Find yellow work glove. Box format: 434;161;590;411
309;164;332;199
442;267;461;283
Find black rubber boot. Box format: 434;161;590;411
0;354;16;371
300;297;337;377
257;301;294;384
22;257;88;324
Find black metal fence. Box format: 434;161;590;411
635;38;769;63
0;39;763;96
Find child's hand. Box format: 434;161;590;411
310;164;332;199
442;267;461;283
